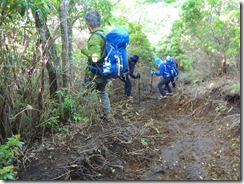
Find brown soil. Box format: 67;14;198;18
17;75;240;181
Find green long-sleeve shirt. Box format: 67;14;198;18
80;27;105;65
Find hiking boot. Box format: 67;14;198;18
158;95;167;100
126;96;133;100
105;112;115;123
166;92;173;96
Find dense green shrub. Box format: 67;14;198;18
0;134;24;180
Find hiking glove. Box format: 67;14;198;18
136;73;140;79
151;70;156;75
92;53;99;62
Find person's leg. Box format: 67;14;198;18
125;75;132;97
95;77;115;122
165;77;173;94
97;89;114;123
119;76;126;95
95;77;111;113
82;74;98;93
171;77;176;88
97;90;111;113
157;78;167;97
124;82;128;95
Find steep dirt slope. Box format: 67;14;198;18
17;76;240;180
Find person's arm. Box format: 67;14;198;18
129;63;140;79
153;64;165;76
79;33;105;62
129;64;137;79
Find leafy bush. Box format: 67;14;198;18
0;134;24;180
180;59;192;71
41;89;78;132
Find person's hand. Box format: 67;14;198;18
151;70;156;75
75;38;85;49
137;73;140;79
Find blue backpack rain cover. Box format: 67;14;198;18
164;58;179;78
88;28;130;79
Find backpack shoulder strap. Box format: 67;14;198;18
93;31;106;40
94;31;116;62
92;31;107;60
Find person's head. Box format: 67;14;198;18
85;10;101;31
131;55;139;63
154;57;163;66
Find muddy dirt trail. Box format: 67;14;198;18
17;77;240;181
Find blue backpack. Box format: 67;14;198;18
164;58;179;78
88;28;130;79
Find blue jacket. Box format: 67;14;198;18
154;63;171;78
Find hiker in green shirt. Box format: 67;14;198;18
75;10;114;123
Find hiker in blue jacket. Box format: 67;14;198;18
151;58;173;99
119;55;140;99
164;56;179;89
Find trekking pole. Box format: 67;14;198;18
150;74;153;94
138;77;141;105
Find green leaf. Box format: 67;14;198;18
20;6;26;17
5;173;15;180
140;138;148;147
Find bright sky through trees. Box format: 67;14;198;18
112;0;180;44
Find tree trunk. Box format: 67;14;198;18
34;12;59;99
220;55;227;76
59;0;71;90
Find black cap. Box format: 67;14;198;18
131;55;139;62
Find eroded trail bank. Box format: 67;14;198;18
18;79;240;180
